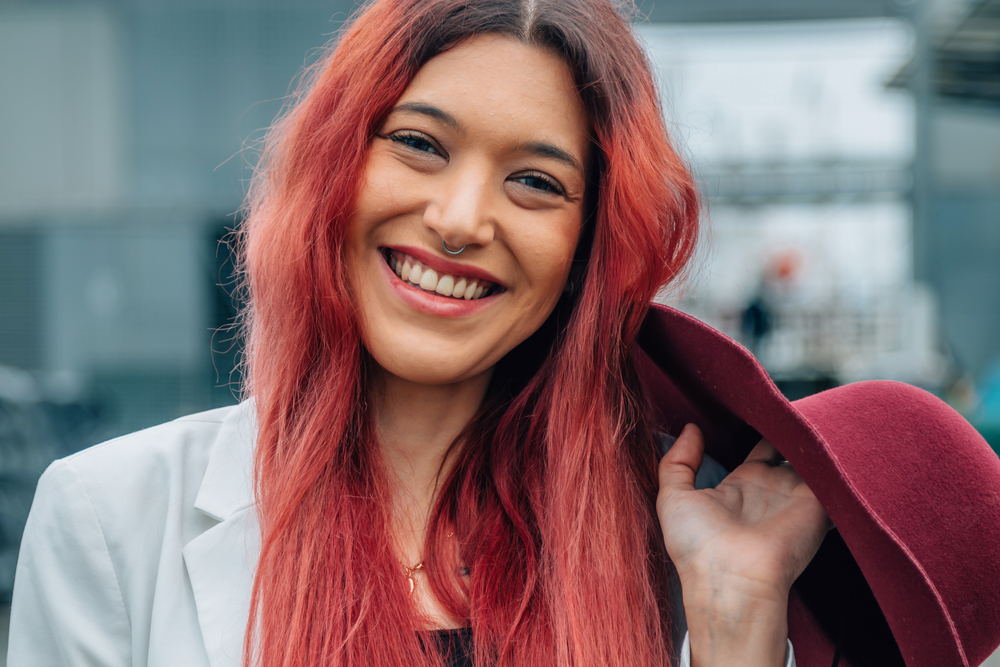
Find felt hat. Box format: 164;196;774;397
635;303;1000;667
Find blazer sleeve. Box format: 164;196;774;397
8;458;132;667
679;634;795;667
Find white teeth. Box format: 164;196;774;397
387;250;498;300
419;268;438;292
435;274;454;296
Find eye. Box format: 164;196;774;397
511;171;565;196
388;131;445;157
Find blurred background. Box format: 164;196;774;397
1;0;999;662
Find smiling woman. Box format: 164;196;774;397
10;1;1000;667
234;2;707;662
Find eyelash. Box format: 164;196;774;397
387;130;566;196
512;172;565;196
389;131;443;156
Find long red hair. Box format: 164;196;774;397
239;1;700;665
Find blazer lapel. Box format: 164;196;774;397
182;401;260;667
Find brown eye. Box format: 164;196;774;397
389;131;445;157
511;172;564;195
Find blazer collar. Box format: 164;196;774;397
193;400;258;521
184;400;260;667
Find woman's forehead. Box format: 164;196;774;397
394;34;590;165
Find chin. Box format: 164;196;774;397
369;348;493;387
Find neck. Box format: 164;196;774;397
373;365;492;558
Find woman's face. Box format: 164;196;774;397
346;34;591;386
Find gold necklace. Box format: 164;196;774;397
402;560;424;595
401;531;457;595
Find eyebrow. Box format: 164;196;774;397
390;102;585;176
511;140;585;176
391;102;462;131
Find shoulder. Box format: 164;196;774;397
54;403;236;485
32;401;254;562
12;404;253;665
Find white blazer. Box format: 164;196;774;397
8;402;792;667
9;402;259;667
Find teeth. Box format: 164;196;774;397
419;268;438;292
386;250;498;301
436;274;454;296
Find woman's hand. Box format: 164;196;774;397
656;423;831;667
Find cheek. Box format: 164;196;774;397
515;215;582;291
345;166;417;277
350;176;391;240
349;154;411;232
500;215;581;349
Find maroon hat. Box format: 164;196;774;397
636;303;1000;667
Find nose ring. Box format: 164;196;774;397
442;240;466;255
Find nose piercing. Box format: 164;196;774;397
442;240;466;255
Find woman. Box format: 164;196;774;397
15;1;996;666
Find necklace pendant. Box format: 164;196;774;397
402;560;424;595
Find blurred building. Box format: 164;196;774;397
0;0;362;605
637;19;942;396
635;1;1000;431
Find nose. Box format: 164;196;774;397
422;163;496;251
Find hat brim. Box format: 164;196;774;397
636;304;1000;667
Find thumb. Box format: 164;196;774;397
657;423;705;497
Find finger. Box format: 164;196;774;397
657;423;704;495
744;437;785;465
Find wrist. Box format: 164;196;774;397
681;577;790;667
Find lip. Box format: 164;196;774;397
378;250;502;317
387;244;505;288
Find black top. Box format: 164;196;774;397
431;627;474;667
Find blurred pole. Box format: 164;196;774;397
910;0;933;283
